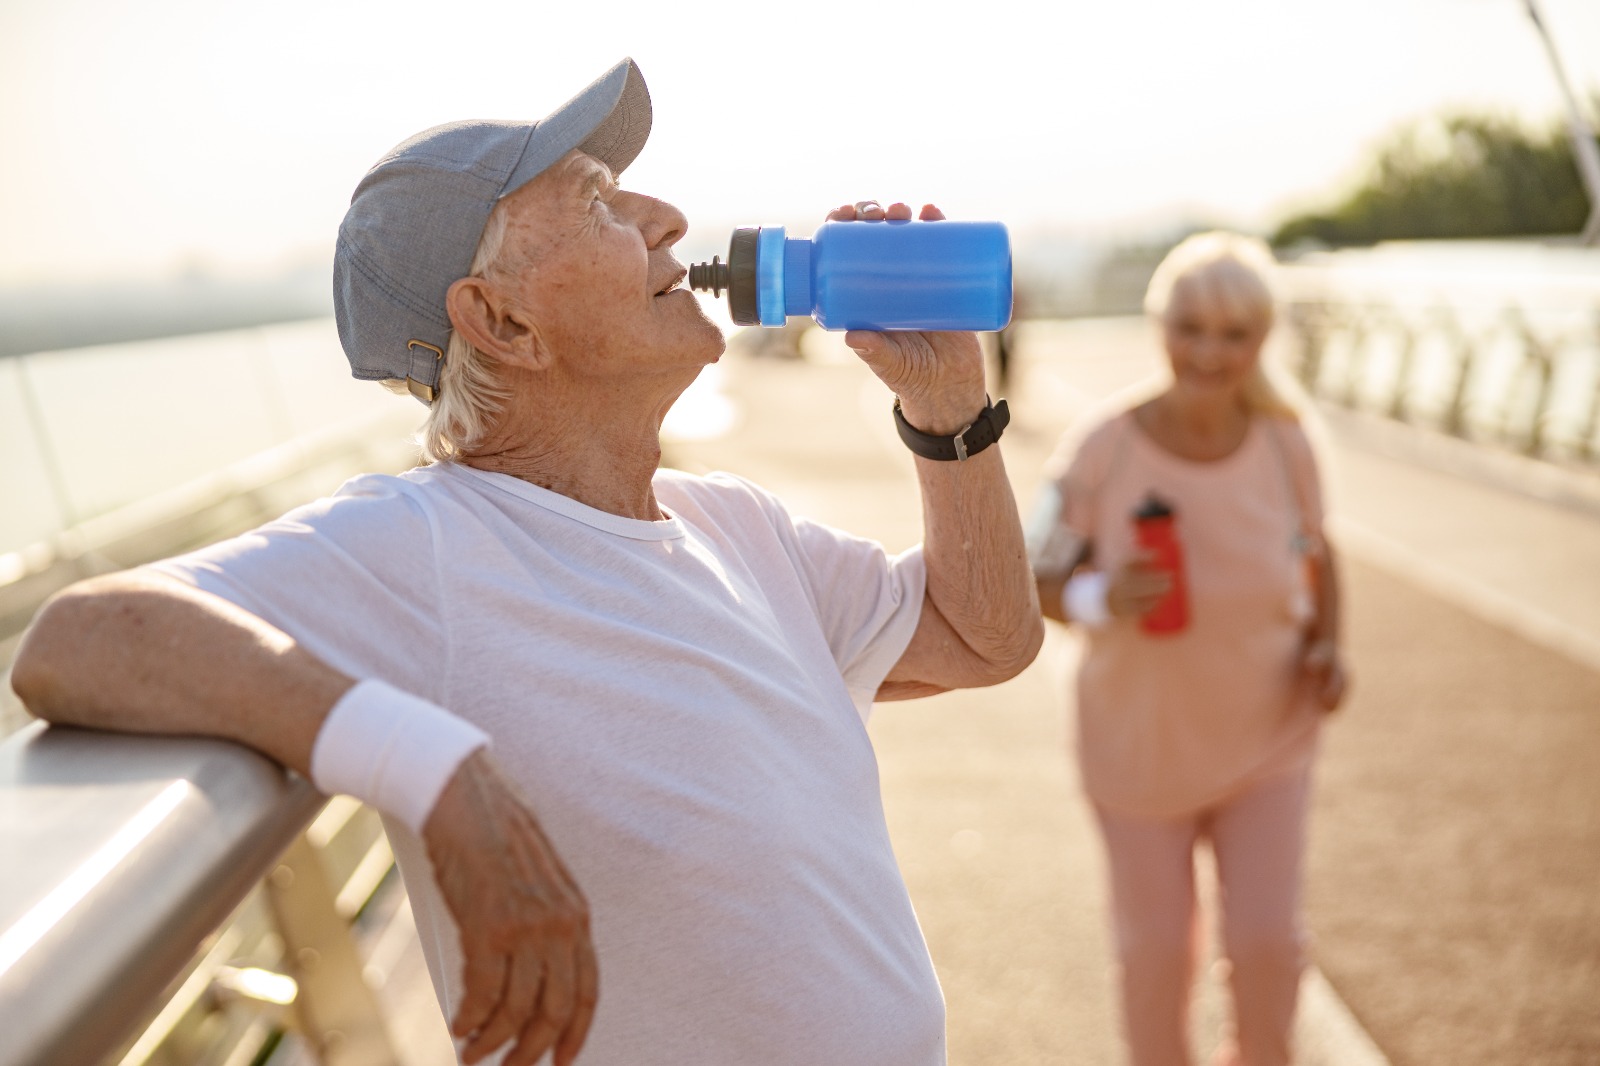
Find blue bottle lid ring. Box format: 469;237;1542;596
755;226;786;326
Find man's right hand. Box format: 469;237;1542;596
424;749;598;1066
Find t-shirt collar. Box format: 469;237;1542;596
445;463;686;542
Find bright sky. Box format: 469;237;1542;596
2;0;1596;286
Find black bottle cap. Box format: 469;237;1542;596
1134;494;1175;521
686;256;728;296
688;226;761;326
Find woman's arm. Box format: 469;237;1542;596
1299;542;1349;711
1038;568;1071;624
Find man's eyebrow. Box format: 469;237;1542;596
576;162;620;194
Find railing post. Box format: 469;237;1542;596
1340;310;1369;409
1388;319;1418;422
1288;301;1328;392
1508;308;1557;458
264;835;401;1066
1581;306;1600;460
1443;311;1477;439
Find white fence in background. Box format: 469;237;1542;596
0;318;419;557
1277;241;1600;465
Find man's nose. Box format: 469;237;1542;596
626;192;687;249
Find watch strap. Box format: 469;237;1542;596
893;397;1011;461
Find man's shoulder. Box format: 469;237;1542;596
146;468;447;606
295;467;426;516
655;467;782;513
653;468;809;550
253;467;446;548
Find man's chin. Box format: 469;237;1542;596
690;313;728;363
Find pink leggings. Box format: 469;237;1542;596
1092;762;1313;1066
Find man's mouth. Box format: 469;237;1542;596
654;270;687;297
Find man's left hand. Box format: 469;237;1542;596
828;201;989;435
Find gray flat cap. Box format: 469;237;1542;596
333;57;651;404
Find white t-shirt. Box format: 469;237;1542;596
151;461;944;1065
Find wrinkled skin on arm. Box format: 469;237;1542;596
834;201;1042;701
12;571;598;1066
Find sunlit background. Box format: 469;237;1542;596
3;3;1600;1065
3;0;1597;285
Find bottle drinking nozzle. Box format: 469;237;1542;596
688;220;1013;332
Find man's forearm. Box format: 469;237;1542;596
14;573;598;1066
11;569;353;775
901;392;1043;680
842;312;1043;693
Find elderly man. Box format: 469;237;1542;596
13;59;1041;1066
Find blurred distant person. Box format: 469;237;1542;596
992;287;1023;390
1028;231;1347;1066
14;59;1041;1066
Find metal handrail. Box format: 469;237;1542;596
0;721;326;1066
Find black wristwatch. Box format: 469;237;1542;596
893;396;1010;461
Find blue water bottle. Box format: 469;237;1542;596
688;220;1013;331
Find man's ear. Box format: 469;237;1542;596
446;277;550;371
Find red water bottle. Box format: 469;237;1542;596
1134;494;1189;634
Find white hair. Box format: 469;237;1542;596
384;203;516;462
1144;230;1302;421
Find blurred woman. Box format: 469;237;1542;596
1029;231;1348;1066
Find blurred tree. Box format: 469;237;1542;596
1272;111;1596;247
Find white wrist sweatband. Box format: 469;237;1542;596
1063;571;1112;629
311;679;490;835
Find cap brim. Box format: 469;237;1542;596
503;57;652;198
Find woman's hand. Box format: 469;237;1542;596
830;200;988;435
1107;555;1173;619
1298;637;1349;712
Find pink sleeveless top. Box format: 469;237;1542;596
1045;410;1325;817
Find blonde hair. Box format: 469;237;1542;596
384;203;516;463
1144;230;1301;421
